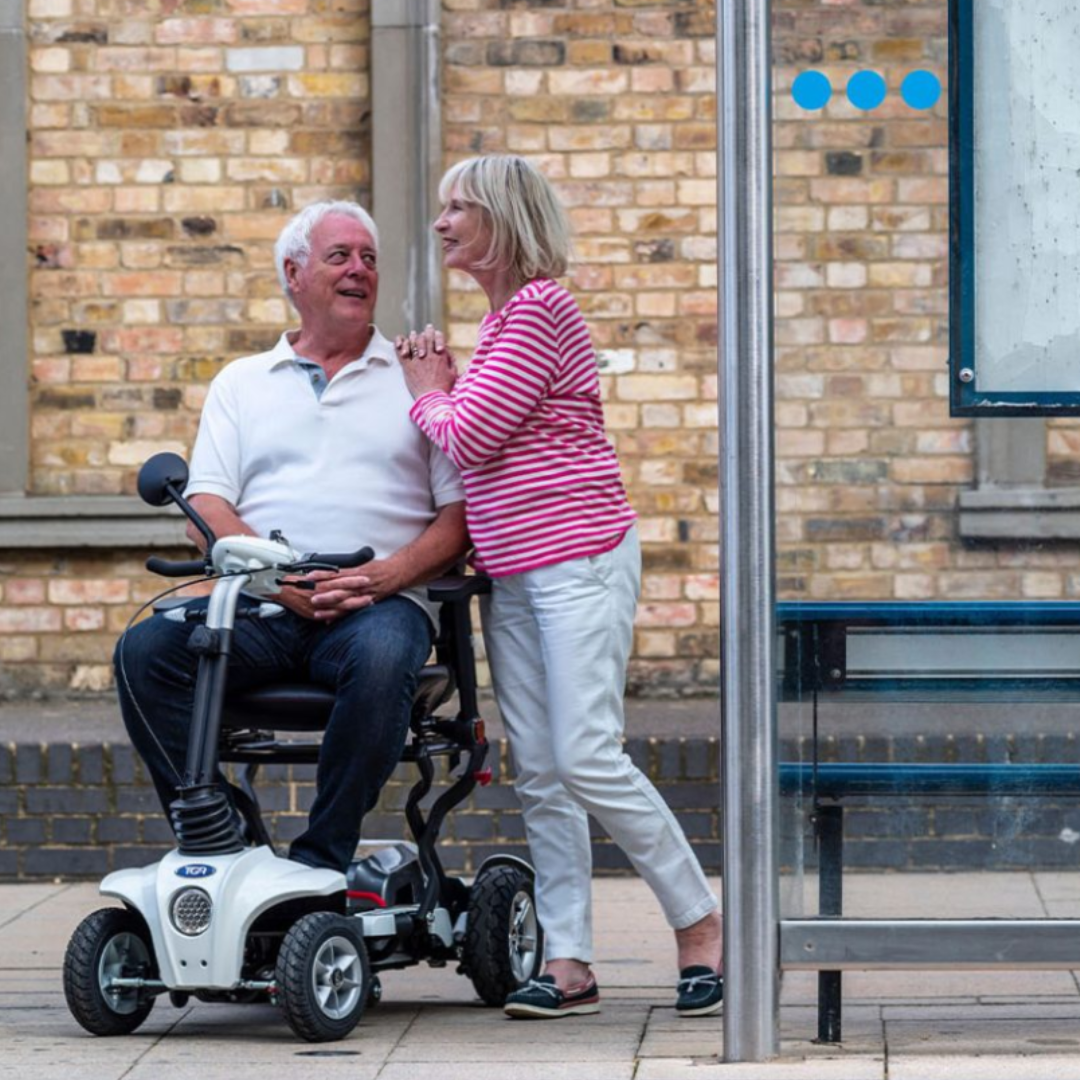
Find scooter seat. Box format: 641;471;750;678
221;664;454;732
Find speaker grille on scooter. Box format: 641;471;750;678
170;785;245;856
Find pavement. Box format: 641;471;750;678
7;693;1080;745
0;693;727;744
6;872;1080;1080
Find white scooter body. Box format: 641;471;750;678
101;849;343;989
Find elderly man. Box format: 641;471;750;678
115;201;467;872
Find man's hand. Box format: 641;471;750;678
306;558;408;620
289;502;467;622
273;582;323;621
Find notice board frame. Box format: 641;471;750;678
949;0;1080;416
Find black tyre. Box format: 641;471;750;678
464;863;543;1006
276;912;370;1042
63;907;157;1036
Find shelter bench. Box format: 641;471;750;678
776;601;1080;1043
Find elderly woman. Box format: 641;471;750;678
396;155;722;1020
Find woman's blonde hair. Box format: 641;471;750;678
439;155;570;281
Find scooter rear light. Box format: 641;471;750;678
171;887;212;935
474;768;493;786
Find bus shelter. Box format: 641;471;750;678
719;0;1080;1061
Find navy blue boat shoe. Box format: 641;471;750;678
676;965;723;1017
504;974;601;1019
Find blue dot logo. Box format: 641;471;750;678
901;69;942;110
791;68;941;113
846;70;887;111
792;71;831;111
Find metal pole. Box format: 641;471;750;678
717;0;779;1062
0;0;28;493
372;0;442;333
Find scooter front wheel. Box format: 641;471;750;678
276;912;370;1042
63;907;157;1036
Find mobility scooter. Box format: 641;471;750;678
63;453;542;1042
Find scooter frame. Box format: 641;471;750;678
63;453;542;1042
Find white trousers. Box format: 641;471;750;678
481;526;718;963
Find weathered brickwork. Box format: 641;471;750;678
773;1;958;607
772;3;1077;609
5;730;1079;880
441;1;721;696
0;736;722;879
5;0;1077;698
26;0;371;506
12;0;375;695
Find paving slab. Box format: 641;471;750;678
787;871;1049;920
123;1064;382;1080
883;1003;1080;1021
1033;873;1080;902
378;1066;636;1080
1037;900;1080;918
885;1017;1080;1056
635;1057;886;1080
780;969;1080;1005
888;1056;1080;1080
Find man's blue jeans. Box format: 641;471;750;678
114;595;434;873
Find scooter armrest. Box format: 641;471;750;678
426;574;492;603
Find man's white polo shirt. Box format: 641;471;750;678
186;328;464;624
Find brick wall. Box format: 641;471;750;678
12;0;374;694
772;2;1079;603
5;730;1079;880
441;2;721;695
773;0;957;604
27;0;371;497
0;736;722;879
6;0;1079;697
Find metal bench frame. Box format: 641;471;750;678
778;601;1080;1043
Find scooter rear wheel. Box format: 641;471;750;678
63;907;157;1036
463;863;543;1006
276;912;370;1042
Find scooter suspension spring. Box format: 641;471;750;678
170;785;244;856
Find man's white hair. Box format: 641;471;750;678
274;200;380;301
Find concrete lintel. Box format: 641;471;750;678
959;486;1080;540
959;511;1080;541
960;487;1080;511
0;496;188;549
0;10;27;494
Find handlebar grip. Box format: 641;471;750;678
145;556;207;578
308;546;375;568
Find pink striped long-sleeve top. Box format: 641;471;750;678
409;278;637;578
